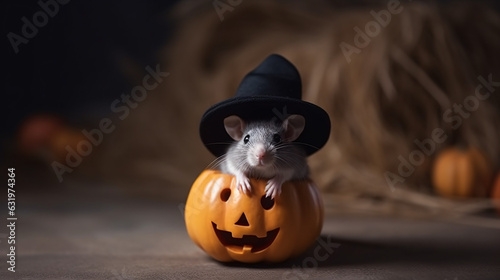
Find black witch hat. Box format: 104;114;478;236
199;54;331;157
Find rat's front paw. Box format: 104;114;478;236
265;177;283;199
236;174;252;195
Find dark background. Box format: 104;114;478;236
2;0;179;146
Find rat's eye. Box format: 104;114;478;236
243;135;250;144
272;134;281;144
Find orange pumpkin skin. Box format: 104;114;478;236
185;170;324;263
17;114;64;156
492;173;500;215
432;148;493;198
49;129;87;162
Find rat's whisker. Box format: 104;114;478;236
274;143;297;152
275;153;306;172
236;158;249;172
292;141;321;151
207;155;227;170
274;154;295;168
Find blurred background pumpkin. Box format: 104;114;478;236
432;147;493;198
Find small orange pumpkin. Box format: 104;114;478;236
492;173;500;215
48;128;87;162
185;170;323;263
17;114;64;156
432;147;493;198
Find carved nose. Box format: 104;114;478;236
235;213;249;226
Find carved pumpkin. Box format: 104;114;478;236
431;147;493;198
185;170;323;263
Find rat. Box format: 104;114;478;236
218;114;309;199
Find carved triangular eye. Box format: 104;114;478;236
235;213;249;226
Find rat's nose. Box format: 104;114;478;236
256;151;265;160
255;146;266;160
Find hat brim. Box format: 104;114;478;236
200;96;331;157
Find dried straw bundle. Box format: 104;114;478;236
96;0;500;222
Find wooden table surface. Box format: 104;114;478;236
2;177;500;280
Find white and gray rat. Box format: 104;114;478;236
219;114;309;198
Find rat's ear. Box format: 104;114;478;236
224;115;246;141
283;114;305;142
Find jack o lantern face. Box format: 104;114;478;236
212;190;280;253
185;170;323;263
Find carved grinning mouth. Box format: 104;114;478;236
211;222;280;253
